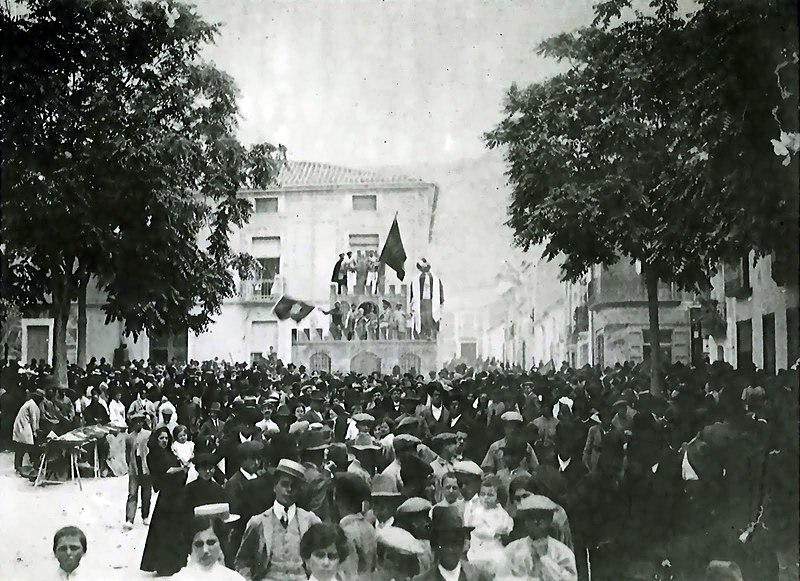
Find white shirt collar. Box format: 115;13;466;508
239;432;252;443
438;561;462;581
431;404;442;421
57;566;83;579
450;414;461;427
272;500;296;522
240;467;257;480
376;515;394;529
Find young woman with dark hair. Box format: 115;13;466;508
140;426;189;576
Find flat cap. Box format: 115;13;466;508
517;494;559;514
396;497;432;515
501;411;524;422
452;460;483;477
377;526;425;555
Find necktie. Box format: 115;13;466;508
280;510;288;529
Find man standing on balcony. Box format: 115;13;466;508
410;259;445;340
366;250;380;295
345;251;358;295
331;252;346;295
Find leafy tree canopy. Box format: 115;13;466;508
485;0;798;290
1;0;287;340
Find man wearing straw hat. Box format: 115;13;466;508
499;495;577;581
235;458;320;581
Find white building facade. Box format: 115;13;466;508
69;162;438;367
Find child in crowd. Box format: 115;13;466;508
465;474;514;572
171;425;194;465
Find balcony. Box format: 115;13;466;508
573;305;589;333
240;276;285;302
723;259;752;299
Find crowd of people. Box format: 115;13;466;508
322;301;413;342
323;254;444;341
2;354;798;580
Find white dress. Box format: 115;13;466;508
465;503;514;570
170;561;246;580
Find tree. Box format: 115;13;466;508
486;0;798;393
2;0;287;385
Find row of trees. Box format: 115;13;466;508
486;0;799;393
1;0;286;386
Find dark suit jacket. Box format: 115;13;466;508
301;409;324;424
420;405;451;436
219;429;264;478
412;561;492;581
197;417;226;451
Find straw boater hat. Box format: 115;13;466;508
275;459;306;481
194;503;239;524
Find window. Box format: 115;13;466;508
736;319;753;369
252;237;281;279
251;321;278;356
310;352;332;373
400;352;421;374
595;334;605;367
642;329;673;364
352;195;377;211
460;342;477;361
762;313;776;374
255;197;278;213
786;307;799;368
348;234;379;256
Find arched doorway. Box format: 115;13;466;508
310;351;331;373
351;351;381;375
399;352;421;375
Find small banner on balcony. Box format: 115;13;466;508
380;216;407;280
273;296;315;322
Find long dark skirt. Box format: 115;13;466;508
140;489;187;575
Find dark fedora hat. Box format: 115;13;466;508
300;428;331;451
430;505;473;536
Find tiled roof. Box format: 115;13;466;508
275;161;421;187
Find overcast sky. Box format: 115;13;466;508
192;0;595;168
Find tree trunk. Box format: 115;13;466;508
51;273;71;389
645;266;663;395
77;273;89;368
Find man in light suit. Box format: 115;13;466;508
124;412;152;530
235;459;321;581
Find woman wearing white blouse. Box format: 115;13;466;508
171;515;245;580
109;391;127;428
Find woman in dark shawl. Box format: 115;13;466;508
140;426;189;576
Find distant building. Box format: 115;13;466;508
20;162;440;372
704;252;798;371
586;262;695;368
472;254;697;369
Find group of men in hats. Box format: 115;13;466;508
3;350;796;580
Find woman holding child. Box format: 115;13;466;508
140;425;190;576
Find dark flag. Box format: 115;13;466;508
380;217;407;280
273;296;315;322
